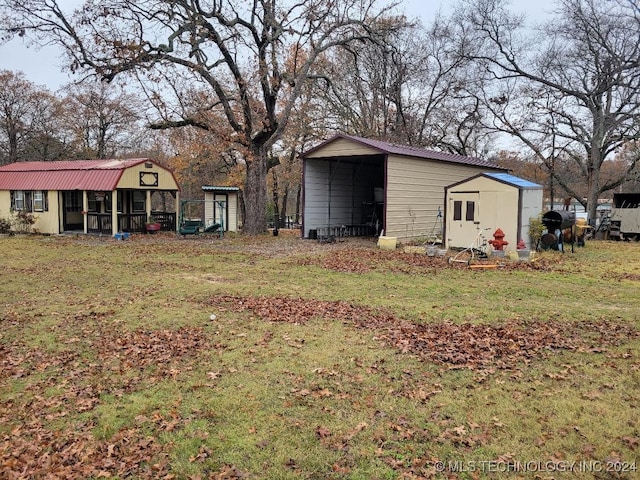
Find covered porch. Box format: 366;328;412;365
80;190;178;235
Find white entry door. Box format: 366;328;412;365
447;192;481;249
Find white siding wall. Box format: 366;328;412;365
203;191;239;232
327;161;355;229
225;192;239;232
303;159;379;237
204;194;214;227
303;160;330;237
386;155;497;240
520;189;543;248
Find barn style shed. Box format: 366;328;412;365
444;172;543;251
0;159;180;236
301;134;506;241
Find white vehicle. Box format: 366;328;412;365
609;193;640;241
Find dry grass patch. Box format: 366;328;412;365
1;236;639;479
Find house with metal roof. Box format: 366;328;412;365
301;134;507;241
444;172;543;251
0;159;180;236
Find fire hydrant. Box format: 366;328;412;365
517;239;526;250
488;228;509;250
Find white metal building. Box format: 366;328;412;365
301;134;506;241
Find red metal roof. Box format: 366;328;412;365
302;134;504;170
0;159;156;191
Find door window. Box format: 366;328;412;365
453;201;462;221
466;201;475;221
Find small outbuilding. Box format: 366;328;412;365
202;186;241;232
444;172;543;251
302;134;506;241
0;158;180;236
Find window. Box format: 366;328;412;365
88;192;97;212
139;171;158;186
465;201;475;221
105;192;123;212
11;190;48;212
33;191;44;212
453;201;462;221
33;191;43;211
13;191;25;210
132;191;146;212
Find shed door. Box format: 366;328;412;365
213;194;228;230
447;192;480;248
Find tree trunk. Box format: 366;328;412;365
548;171;555;211
295;184;302;222
586;163;600;225
281;183;289;226
271;170;280;229
243;147;268;235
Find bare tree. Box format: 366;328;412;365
0;70;60;164
314;16;414;143
59;81;143;159
409;14;494;156
458;0;640;219
314;12;493;156
1;0;400;234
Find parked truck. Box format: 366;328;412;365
609;193;640;241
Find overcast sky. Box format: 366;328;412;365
0;0;557;91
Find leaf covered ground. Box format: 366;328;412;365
1;232;639;479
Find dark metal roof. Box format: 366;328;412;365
302;134;504;170
0;159;160;191
202;185;240;192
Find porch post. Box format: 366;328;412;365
82;191;88;234
175;191;180;232
111;190;118;236
146;190;152;222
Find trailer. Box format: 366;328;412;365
609;193;640;241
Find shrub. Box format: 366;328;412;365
529;215;545;248
11;210;37;233
0;215;11;233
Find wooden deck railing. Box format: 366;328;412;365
87;212;176;234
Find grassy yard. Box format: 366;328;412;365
1;232;639;479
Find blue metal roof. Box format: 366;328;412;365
484;172;542;189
